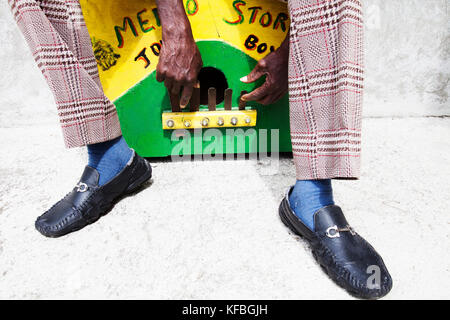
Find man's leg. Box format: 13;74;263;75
288;0;363;180
9;0;152;237
9;0;121;147
287;0;363;231
279;0;392;299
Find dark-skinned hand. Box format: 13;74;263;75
155;0;203;109
241;36;289;105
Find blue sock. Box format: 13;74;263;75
289;180;335;230
87;136;133;186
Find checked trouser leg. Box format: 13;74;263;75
288;0;364;180
8;0;121;148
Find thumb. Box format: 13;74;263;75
240;64;265;83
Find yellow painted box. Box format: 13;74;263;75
80;0;292;157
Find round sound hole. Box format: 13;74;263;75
197;67;228;106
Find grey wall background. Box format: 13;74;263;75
0;0;448;128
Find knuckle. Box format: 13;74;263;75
159;65;167;74
258;59;267;68
186;75;196;83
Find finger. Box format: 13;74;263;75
242;83;271;102
164;77;173;93
156;65;165;83
259;95;274;106
272;89;288;104
164;78;179;109
261;89;286;106
169;91;181;110
171;81;181;95
240;64;265;83
156;71;165;83
180;83;194;109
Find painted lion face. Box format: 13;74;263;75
92;38;121;71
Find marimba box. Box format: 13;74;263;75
80;0;292;157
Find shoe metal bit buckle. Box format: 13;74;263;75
75;182;88;193
326;225;356;238
326;226;341;238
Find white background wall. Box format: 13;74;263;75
0;0;448;128
363;0;449;117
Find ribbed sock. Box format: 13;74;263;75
87;136;133;186
289;180;335;230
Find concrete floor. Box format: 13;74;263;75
0;117;449;299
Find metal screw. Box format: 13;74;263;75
166;119;175;128
184;120;191;128
245;117;252;124
231;117;238;126
201;118;209;127
217;117;224;126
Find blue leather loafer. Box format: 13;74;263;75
279;187;393;299
35;152;152;238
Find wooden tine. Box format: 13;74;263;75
190;82;200;112
170;92;181;112
224;88;233;110
208;87;216;111
239;90;247;110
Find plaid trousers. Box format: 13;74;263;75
288;0;364;180
8;0;122;148
10;0;363;180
